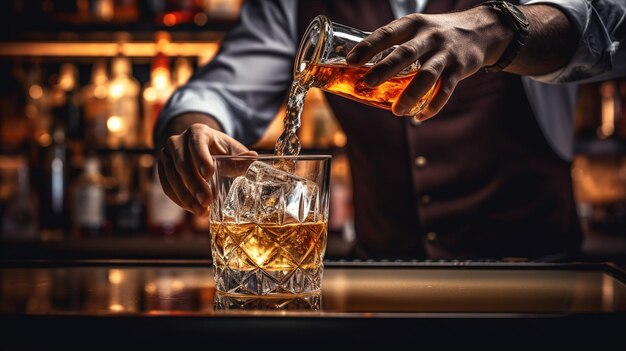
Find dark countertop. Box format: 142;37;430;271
1;260;625;348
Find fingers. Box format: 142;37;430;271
363;40;427;87
156;124;255;217
415;72;456;121
158;143;206;216
346;17;417;67
393;54;448;116
186;126;215;211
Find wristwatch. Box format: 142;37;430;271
480;1;530;72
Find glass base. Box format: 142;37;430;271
214;292;321;311
214;266;323;295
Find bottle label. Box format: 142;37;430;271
75;185;105;227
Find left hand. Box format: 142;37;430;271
346;6;513;119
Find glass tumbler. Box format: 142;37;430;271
209;155;331;299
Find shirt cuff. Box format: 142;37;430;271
153;88;236;150
524;0;615;83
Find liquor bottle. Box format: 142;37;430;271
1;157;38;240
159;0;203;26
172;56;193;88
90;0;114;21
0;60;29;153
617;79;626;140
107;152;145;236
38;111;69;240
141;32;174;148
328;152;353;243
203;0;243;21
598;80;619;139
24;61;53;159
113;0;139;22
82;59;110;148
147;167;185;238
71;156;106;238
56;63;85;197
108;51;140;148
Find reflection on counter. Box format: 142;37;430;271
214;292;321;311
2;264;626;315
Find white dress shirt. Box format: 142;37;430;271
156;0;626;160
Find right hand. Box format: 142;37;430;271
157;122;255;216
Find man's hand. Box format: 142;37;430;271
345;4;576;120
156;113;255;216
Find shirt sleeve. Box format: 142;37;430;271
154;0;298;149
523;0;626;83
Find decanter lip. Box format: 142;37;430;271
293;15;333;79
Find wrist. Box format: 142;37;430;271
479;1;530;72
474;5;515;67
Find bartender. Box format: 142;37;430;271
154;0;626;260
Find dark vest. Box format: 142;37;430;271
297;0;583;260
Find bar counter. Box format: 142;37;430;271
2;260;625;348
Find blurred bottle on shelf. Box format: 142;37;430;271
107;152;145;236
82;58;110;149
328;152;354;243
54;63;85;193
597;80;621;140
38;107;69;240
173;56;193;88
113;0;139;22
141;32;174;148
1;156;38;240
53;64;82;152
89;0;114;21
618;79;626;140
71;156;106;238
0;60;29;153
159;0;204;26
202;0;243;22
147;166;185;239
24;60;53;169
108;47;140;148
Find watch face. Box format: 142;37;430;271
503;2;530;27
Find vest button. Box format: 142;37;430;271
426;232;437;242
415;156;427;168
420;194;431;205
410;117;422;126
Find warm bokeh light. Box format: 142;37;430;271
37;133;52;147
108;269;124;284
143;87;157;102
109;304;124;312
139;154;155;168
163;13;177;27
194;12;208;26
171;280;185;292
152;68;170;90
144;282;157;295
333;131;347;147
29;85;43;99
107;116;124;133
94;85;108;99
109;81;125;99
